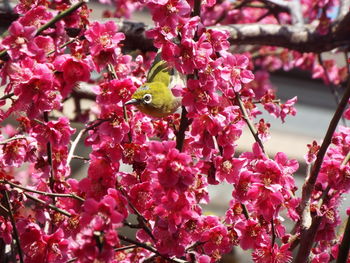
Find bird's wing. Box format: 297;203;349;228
147;52;173;85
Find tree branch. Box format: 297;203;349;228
115;11;350;53
295;77;350;262
24;193;71;217
336;214;350;263
2;190;24;263
1;180;84;202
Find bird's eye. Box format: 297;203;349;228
143;94;152;104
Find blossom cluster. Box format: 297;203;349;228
0;0;349;262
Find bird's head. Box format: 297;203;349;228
125;82;179;118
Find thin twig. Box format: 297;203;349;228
47;38;78;56
3;190;24;263
0;135;27;145
342;150;350;165
118;188;155;241
106;63;132;142
44;112;55;198
67;129;85;165
36;0;86;36
0;203;9;213
241;203;250;219
1;180;84;202
317;54;346;125
271;219;276;246
0;1;87;59
66;245;138;262
24;193;71;217
118;235;188;263
193;0;201;17
71;155;90;161
0;92;14;100
235;92;266;154
67;118;111;165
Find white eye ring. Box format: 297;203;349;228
143;94;152;104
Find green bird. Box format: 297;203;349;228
125;54;184;118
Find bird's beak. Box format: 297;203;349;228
125;99;140;105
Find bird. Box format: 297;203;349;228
125;54;184;118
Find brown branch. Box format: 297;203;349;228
1;180;84;202
43;112;55;202
336;214;350;263
0;92;14;100
235;93;266;154
118;235;188;263
71;155;90;161
118;188;155;241
0;135;27;145
295;77;350;262
2;190;24;263
115;10;350;53
24;193;71;217
176;106;190;152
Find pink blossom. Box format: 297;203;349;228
201;224;232;256
0;216;13;244
79;156;117;200
256;119;271;142
235;219;267;250
280;96;297;122
214;156;246;183
2;21;36;60
14;0;48;14
305;140;320;164
0;137;37;167
27;36;55;62
53;55;91;96
96;78;137;105
18;6;54;30
221;53;254;95
6;58;62;118
252;243;292;263
85;21;125;70
32;117;75;147
147;141;197;190
18;222;68;263
148;0;191;27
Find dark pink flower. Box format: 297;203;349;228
235;219;267;250
147;141;197;191
54;55;91;96
85;21;125;70
221;53;254;93
280;96;297;123
2;21;36;60
149;0;191;27
79;157;117;200
305;140;320;164
96;78;137;105
18;6;54;30
32;117;75;147
214;156;246;183
252;243;292;263
0;216;13;244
